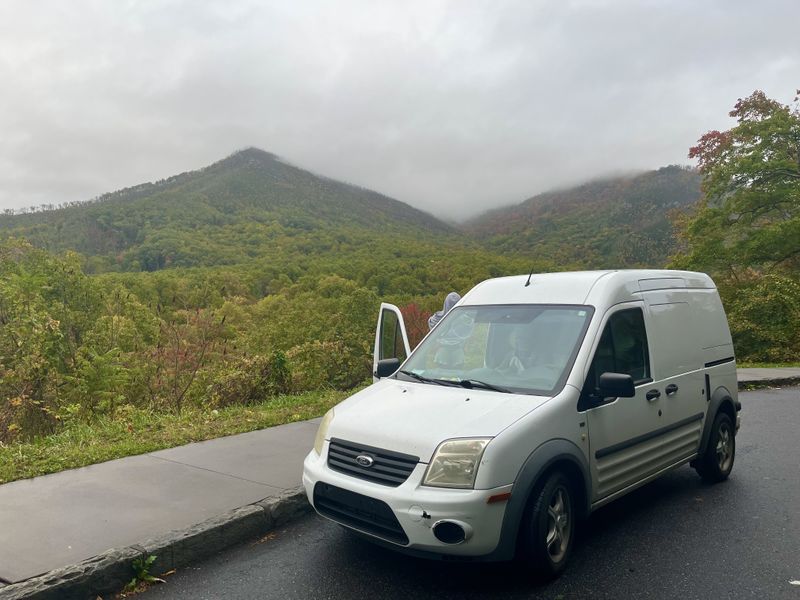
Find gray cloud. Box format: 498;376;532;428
0;0;797;219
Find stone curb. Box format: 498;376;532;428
738;377;800;391
0;486;311;600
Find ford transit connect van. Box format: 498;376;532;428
302;270;740;577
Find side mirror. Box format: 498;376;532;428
598;372;636;398
375;358;401;379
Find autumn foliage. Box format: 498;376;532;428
399;303;433;349
675;89;800;361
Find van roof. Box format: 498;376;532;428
461;270;715;308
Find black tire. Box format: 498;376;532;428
695;412;735;482
518;471;575;580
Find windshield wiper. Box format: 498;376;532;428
397;370;458;387
456;379;513;394
397;371;509;392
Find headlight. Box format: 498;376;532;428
423;438;491;489
313;409;334;455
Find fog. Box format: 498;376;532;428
0;0;797;219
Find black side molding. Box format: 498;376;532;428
595;412;704;460
704;356;735;368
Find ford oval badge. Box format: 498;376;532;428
356;454;374;467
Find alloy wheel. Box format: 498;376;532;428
716;422;734;472
545;486;571;562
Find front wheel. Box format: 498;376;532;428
518;471;575;580
695;412;735;482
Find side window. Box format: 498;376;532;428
609;309;651;382
584;308;651;394
380;308;408;362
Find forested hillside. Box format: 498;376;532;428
466;166;701;268
0;148;452;273
0;150;550;450
0;151;701;276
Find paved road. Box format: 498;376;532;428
144;388;800;599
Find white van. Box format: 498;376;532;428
302;270;740;577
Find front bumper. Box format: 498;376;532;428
302;444;511;557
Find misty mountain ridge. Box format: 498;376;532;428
0;149;700;272
0;147;454;271
465;165;701;268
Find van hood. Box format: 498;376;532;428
326;378;549;461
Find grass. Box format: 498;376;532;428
0;387;358;485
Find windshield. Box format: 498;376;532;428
396;304;594;396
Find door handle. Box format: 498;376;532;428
665;383;679;396
646;389;661;401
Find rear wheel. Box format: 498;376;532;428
518;471;575;580
695;412;735;482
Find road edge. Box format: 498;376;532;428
0;487;311;600
738;377;800;390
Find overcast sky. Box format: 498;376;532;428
0;0;797;220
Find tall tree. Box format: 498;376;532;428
676;90;800;277
672;90;800;362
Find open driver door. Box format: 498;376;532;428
373;303;411;381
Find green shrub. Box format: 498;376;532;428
207;352;291;407
287;340;370;392
720;273;800;362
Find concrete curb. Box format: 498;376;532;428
0;487;311;600
738;377;800;391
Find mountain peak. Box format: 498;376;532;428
217;147;280;168
0;145;451;268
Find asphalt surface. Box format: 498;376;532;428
144;387;800;599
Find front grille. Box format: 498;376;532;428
327;438;419;487
313;482;408;545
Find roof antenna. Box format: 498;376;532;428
524;267;535;287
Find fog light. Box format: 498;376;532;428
432;520;470;544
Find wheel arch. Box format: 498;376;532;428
485;439;591;561
698;384;737;456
